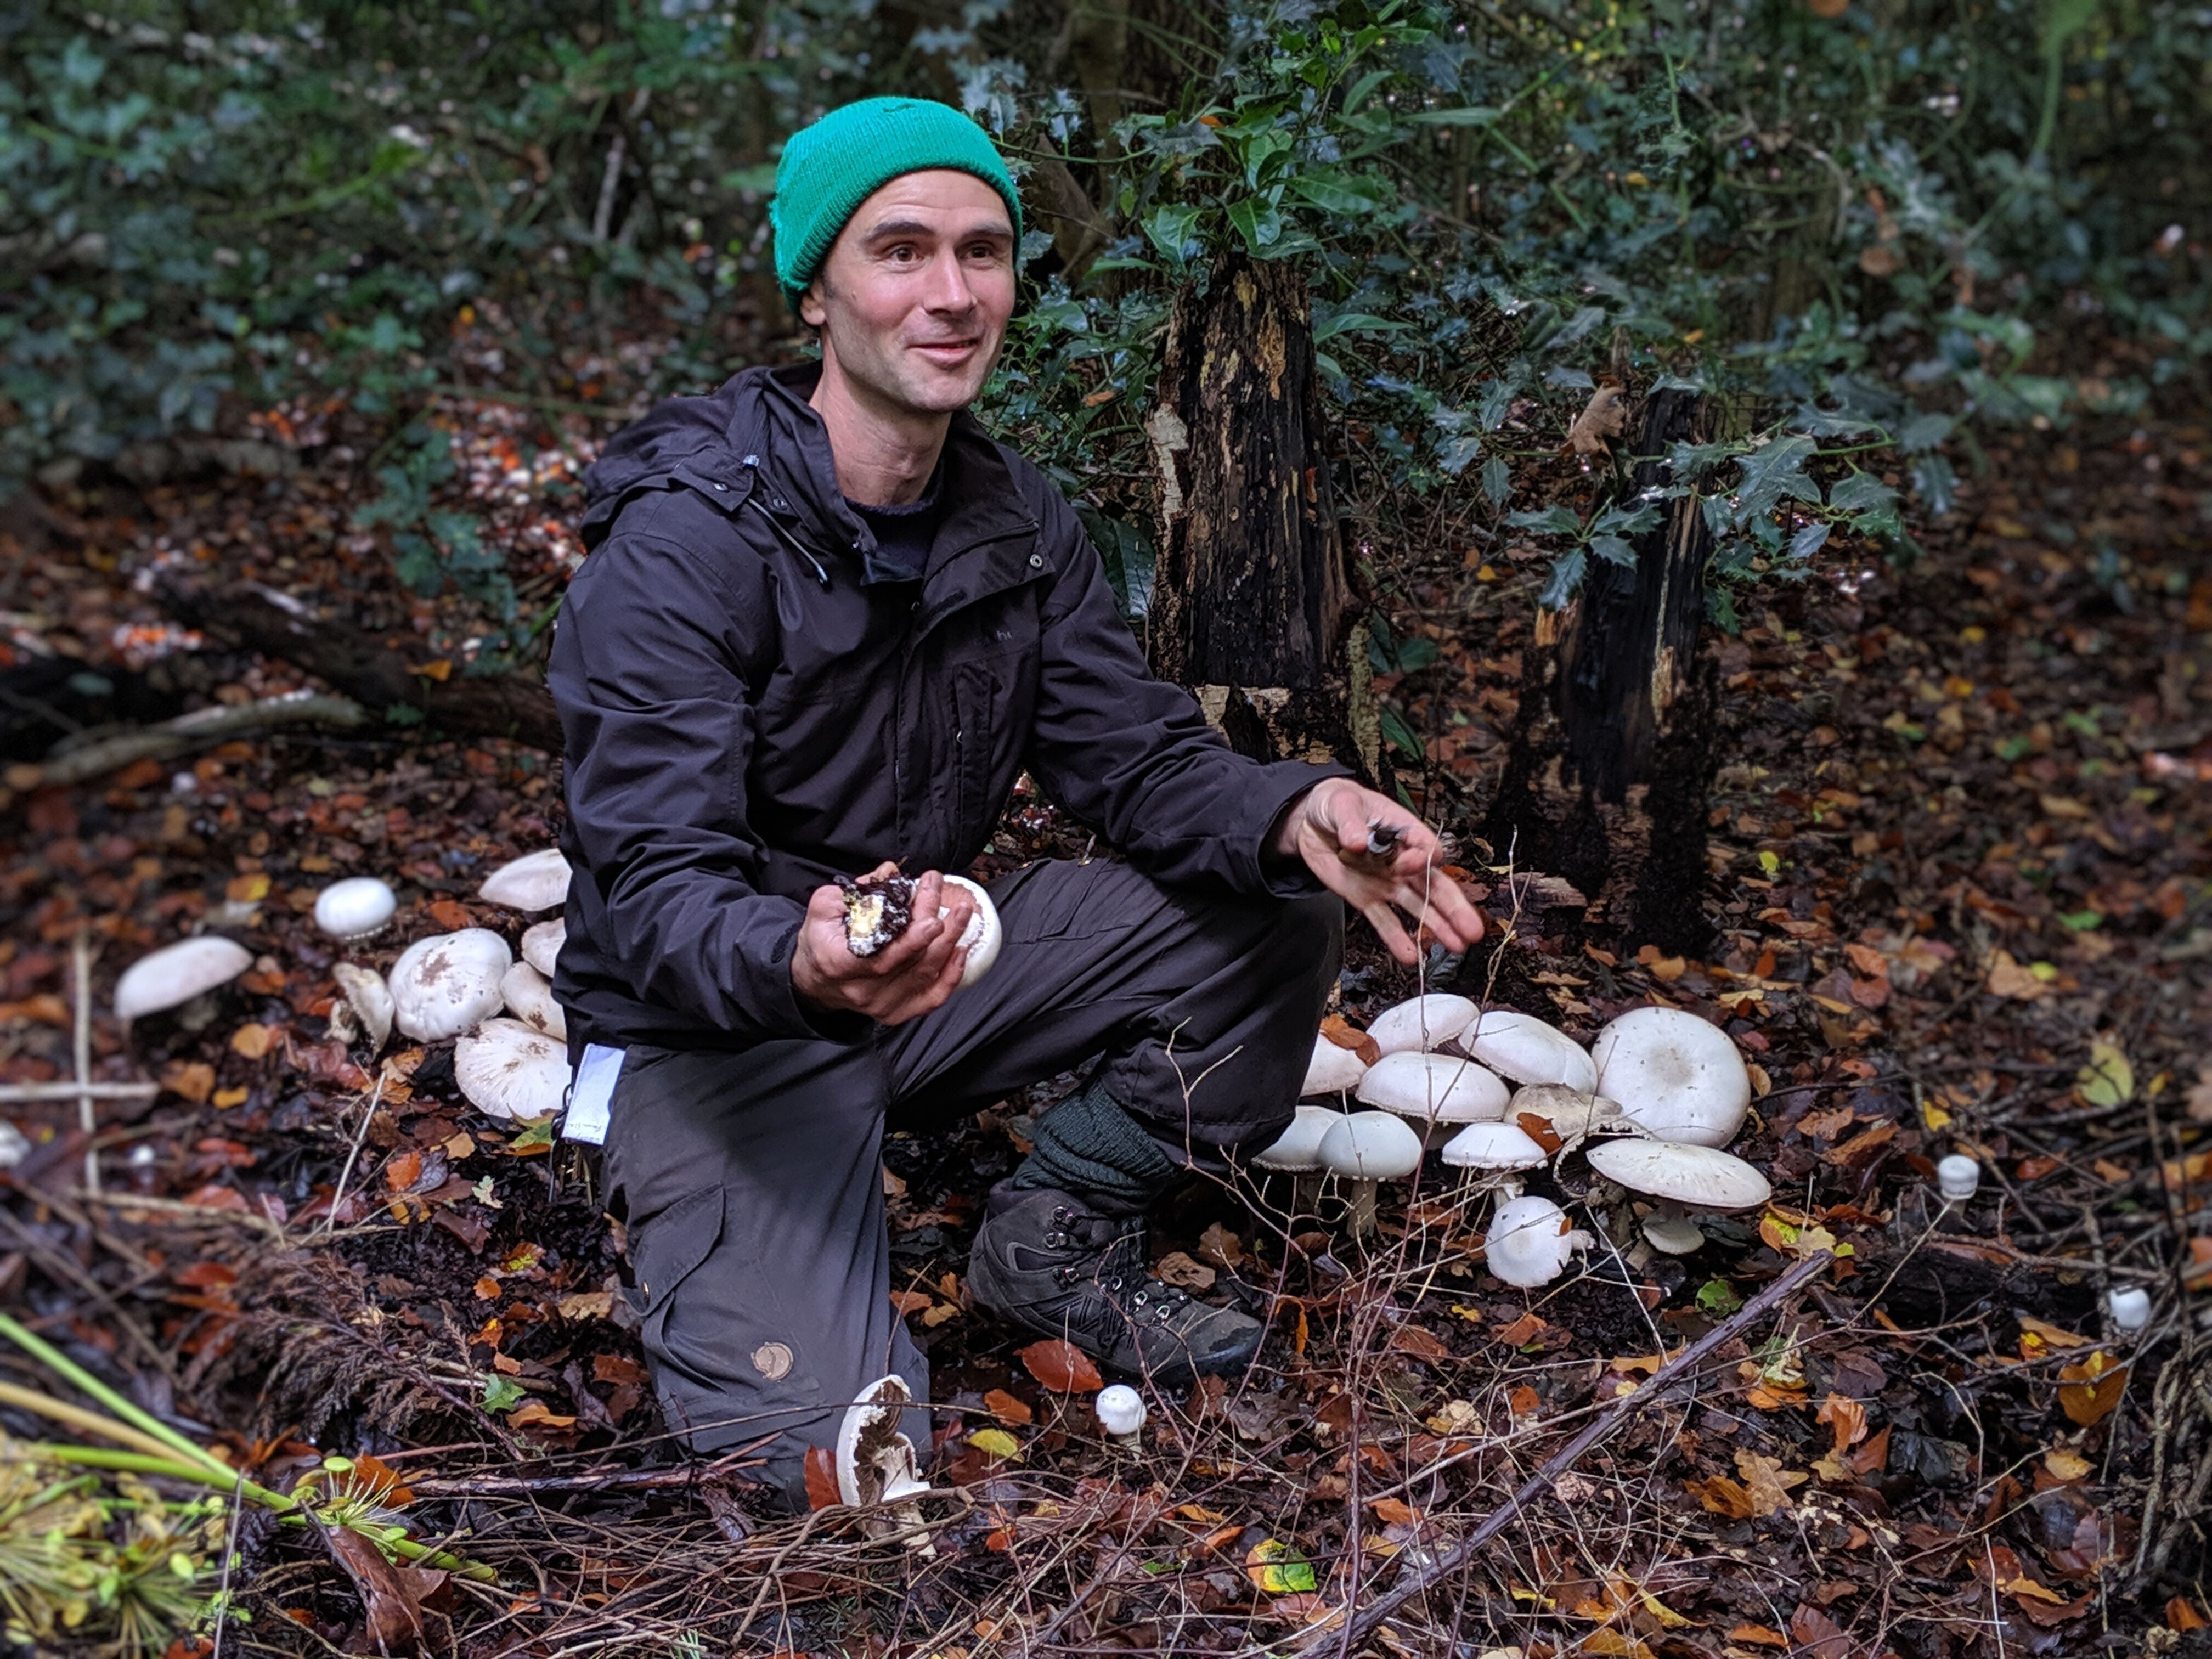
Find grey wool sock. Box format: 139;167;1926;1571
1009;1080;1177;1210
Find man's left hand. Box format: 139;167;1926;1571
1273;777;1484;966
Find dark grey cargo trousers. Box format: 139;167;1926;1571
599;856;1341;1505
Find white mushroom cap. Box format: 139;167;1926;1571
941;875;1001;989
330;962;393;1051
521;917;565;978
1509;1084;1636;1142
837;1374;930;1506
1486;1193;1593;1288
477;848;571;912
1936;1154;1981;1201
1641;1211;1709;1255
387;928;511;1042
1367;994;1477;1056
500;961;566;1041
1590;1006;1751;1147
453;1018;569;1122
1584;1139;1771;1211
313;877;398;941
1302;1033;1370;1097
0;1120;27;1172
114;937;252;1023
2108;1286;2151;1334
1096;1384;1146;1437
1252;1104;1342;1171
1465;1009;1598;1092
1356;1051;1509;1126
1317;1110;1425;1181
1440;1120;1548;1171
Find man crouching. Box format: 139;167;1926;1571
547;96;1481;1508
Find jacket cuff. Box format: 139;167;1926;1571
1240;760;1358;899
744;910;874;1046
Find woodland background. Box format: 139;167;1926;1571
1;2;2210;1656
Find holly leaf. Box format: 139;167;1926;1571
1730;436;1821;523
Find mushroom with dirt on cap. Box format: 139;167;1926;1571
1590;1005;1752;1148
1485;1193;1594;1289
1506;1084;1642;1158
1356;1050;1509;1142
454;1018;570;1122
113;936;253;1029
478;848;572;913
387;928;511;1043
1583;1137;1771;1255
1464;1009;1598;1093
328;962;394;1051
500;960;566;1041
1365;994;1476;1057
836;1374;940;1554
1317;1109;1424;1240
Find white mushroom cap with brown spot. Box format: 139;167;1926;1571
388;928;511;1042
454;1018;569;1122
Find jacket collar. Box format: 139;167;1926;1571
747;362;1037;589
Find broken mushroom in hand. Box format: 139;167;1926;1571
838;872;918;957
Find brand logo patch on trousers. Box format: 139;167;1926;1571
751;1341;794;1381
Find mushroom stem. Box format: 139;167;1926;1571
1344;1177;1380;1240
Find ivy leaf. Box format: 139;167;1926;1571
481;1375;525;1415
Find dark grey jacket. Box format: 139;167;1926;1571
548;362;1342;1055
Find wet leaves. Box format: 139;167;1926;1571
1015;1339;1103;1394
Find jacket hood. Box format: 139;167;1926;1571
580;371;769;550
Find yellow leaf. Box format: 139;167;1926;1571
1244;1538;1318;1595
2044;1447;2092;1481
1921;1098;1954;1131
967;1428;1022;1462
2075;1041;2134;1108
2058;1351;2129;1427
229;1023;276;1059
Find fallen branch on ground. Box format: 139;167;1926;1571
13;690;367;788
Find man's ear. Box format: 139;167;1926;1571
798;277;828;329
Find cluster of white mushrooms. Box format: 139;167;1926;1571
1253;992;1777;1289
108;847;577;1124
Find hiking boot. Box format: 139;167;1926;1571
964;1184;1264;1385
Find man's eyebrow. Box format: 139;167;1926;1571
859;217;1014;244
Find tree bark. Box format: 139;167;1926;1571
161;580;563;753
1147;253;1368;774
1482;388;1720;951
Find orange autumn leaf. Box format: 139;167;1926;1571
229;1023;276;1059
1016;1338;1103;1393
1728;1624;1790;1647
2167;1598;2209;1632
983;1388;1033;1426
1369;1497;1419;1526
803;1445;839;1510
383;1149;422;1192
1687;1474;1757;1519
2058;1351;2129;1427
888;1288;932;1316
428;898;475;931
1319;1014;1380;1065
1816;1392;1869;1455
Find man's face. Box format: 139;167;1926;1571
800;169;1017;417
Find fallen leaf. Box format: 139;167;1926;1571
1567;383;1628;454
1788;1602;1852;1659
889;1288;933;1316
1197;1221;1245;1270
160;1060;216;1103
1387;1324;1452;1364
230;1023;277;1059
1728;1625;1790;1647
320;1521;441;1654
1985;950;2051;1001
2168;1597;2209;1632
2044;1447;2092;1482
804;1445;839;1509
1320;1014;1381;1066
1245;1537;1318;1595
1688;1473;1756;1518
983;1388;1032;1426
509;1401;576;1429
1734;1449;1808;1516
967;1427;1023;1462
2075;1040;2133;1108
2058;1351;2128;1427
1155;1251;1216;1291
1016;1338;1103;1393
1370;1497;1419;1526
1816;1392;1869;1455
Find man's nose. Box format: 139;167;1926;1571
922;248;977;313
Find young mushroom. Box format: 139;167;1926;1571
477;848;572;913
836;1374;938;1554
1356;1051;1509;1142
1583;1138;1772;1255
1301;1032;1370;1099
521;917;565;979
2108;1286;2152;1335
1935;1154;1981;1203
1485;1193;1594;1289
1590;1006;1752;1148
1096;1383;1147;1449
113;937;253;1029
1440;1120;1549;1192
313;877;398;941
1317;1109;1425;1240
387;928;511;1042
1365;994;1477;1057
1252;1103;1341;1217
454;1018;571;1122
1464;1009;1598;1093
328;962;394;1052
500;961;566;1041
940;874;1002;989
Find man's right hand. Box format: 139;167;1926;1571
790;863;979;1025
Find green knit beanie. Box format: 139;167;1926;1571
771;97;1024;311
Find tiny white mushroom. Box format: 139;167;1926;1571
2107;1286;2151;1334
313;877;398;941
1365;993;1477;1057
330;962;394;1051
1464;1009;1598;1092
387;928;511;1042
500;961;566;1041
941;874;1001;989
1439;1120;1549;1182
0;1120;28;1172
1936;1154;1982;1202
521;916;565;978
836;1374;936;1555
1591;1006;1752;1148
1253;1103;1340;1216
1318;1110;1424;1239
1096;1383;1147;1448
114;937;252;1025
1302;1032;1370;1098
1485;1193;1593;1289
1584;1138;1773;1255
453;1018;569;1122
477;848;572;912
1356;1050;1509;1139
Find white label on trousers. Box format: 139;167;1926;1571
562;1043;625;1146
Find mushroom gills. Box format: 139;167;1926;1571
835;1375;939;1555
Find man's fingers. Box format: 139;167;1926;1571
1363;899;1418;965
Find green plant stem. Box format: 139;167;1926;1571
0;1380;191;1466
0;1315;230;1480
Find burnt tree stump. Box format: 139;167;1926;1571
1482;388;1722;952
1146;253;1372;776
